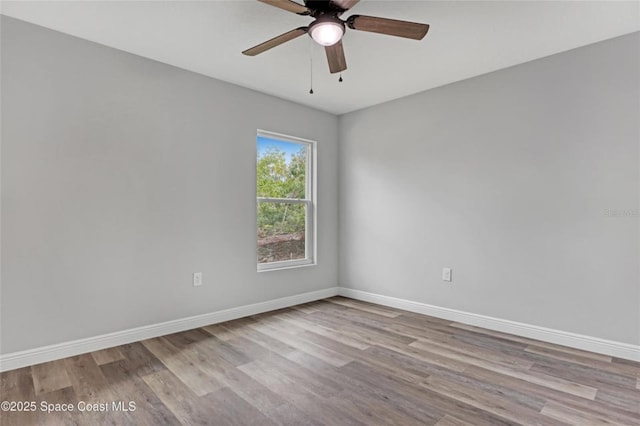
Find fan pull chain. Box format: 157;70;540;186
309;39;314;94
339;74;343;83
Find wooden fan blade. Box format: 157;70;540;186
243;27;308;56
331;0;360;11
325;40;347;74
258;0;310;15
347;15;429;40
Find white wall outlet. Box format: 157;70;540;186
442;268;452;282
193;272;203;287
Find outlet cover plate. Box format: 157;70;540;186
442;268;452;282
193;272;203;287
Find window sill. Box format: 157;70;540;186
257;260;317;273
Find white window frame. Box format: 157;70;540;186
257;130;317;272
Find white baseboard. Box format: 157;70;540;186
338;288;640;362
3;285;637;371
0;287;339;372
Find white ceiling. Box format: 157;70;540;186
2;1;639;115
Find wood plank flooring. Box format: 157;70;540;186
1;297;638;425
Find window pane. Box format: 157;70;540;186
257;136;307;199
257;202;306;264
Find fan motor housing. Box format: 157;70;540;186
304;1;346;15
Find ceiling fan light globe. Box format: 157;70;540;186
310;21;344;46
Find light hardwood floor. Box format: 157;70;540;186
1;297;639;425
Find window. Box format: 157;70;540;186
257;130;316;271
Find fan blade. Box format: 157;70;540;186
346;15;429;40
325;40;347;74
258;0;310;15
243;27;308;56
331;0;360;11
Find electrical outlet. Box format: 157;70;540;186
442;268;452;282
193;272;203;287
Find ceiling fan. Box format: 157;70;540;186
242;0;430;74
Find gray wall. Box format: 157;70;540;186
1;16;339;354
2;15;638;355
339;33;640;345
